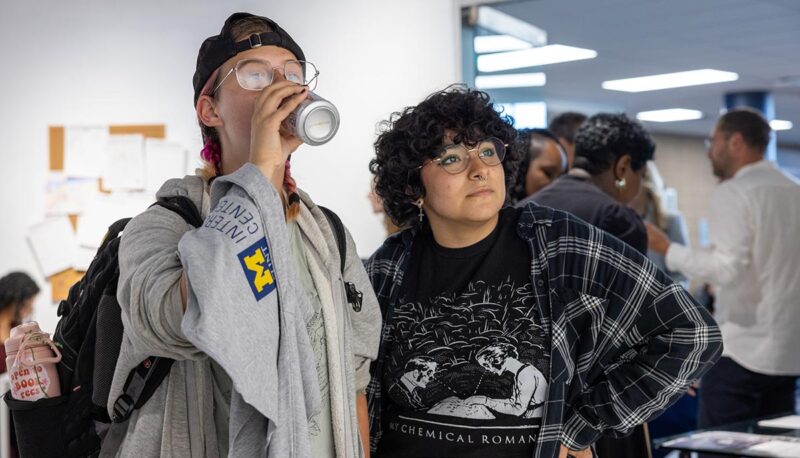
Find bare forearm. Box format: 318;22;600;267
180;272;188;312
357;392;370;458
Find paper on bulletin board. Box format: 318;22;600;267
76;193;152;249
145;139;187;192
26;217;79;277
63;125;108;178
103;134;146;190
45;172;99;216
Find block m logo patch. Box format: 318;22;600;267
238;237;277;301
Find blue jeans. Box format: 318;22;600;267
698;357;796;428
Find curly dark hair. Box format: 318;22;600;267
573;113;655;175
0;271;39;314
370;85;519;227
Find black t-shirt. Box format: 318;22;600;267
379;207;551;458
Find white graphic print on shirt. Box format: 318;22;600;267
381;278;549;457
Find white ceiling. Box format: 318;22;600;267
481;0;800;146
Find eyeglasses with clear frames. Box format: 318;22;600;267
211;58;319;95
420;137;508;175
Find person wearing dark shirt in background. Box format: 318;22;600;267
520;113;653;255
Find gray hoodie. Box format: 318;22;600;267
105;164;381;457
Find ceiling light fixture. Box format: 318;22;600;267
475;72;546;89
477;44;598;72
770;119;793;131
602;69;739;92
636;108;704;122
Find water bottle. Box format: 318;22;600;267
5;322;62;401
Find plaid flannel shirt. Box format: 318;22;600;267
365;202;722;458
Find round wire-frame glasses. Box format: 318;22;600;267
420;137;508;175
212;58;319;94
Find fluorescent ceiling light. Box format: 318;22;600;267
475;72;546;89
602;69;739;92
477;44;597;72
636;109;703;122
474;35;532;54
770;119;793;131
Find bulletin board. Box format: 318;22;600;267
47;124;165;301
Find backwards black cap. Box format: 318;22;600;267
193;12;305;106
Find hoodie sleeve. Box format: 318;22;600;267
117;191;207;360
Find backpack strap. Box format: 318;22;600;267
319;206;363;312
111;195;203;424
111;357;175;423
319;206;346;274
152;195;204;227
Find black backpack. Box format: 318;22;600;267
4;196;203;458
5;197;360;458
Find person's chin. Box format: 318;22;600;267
463;201;502;222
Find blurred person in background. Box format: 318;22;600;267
648;107;800;430
0;271;38;458
629;161;690;288
0;271;40;356
548;111;587;167
368;179;402;237
521;113;653;255
508;128;568;205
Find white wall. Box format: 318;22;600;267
0;0;460;332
